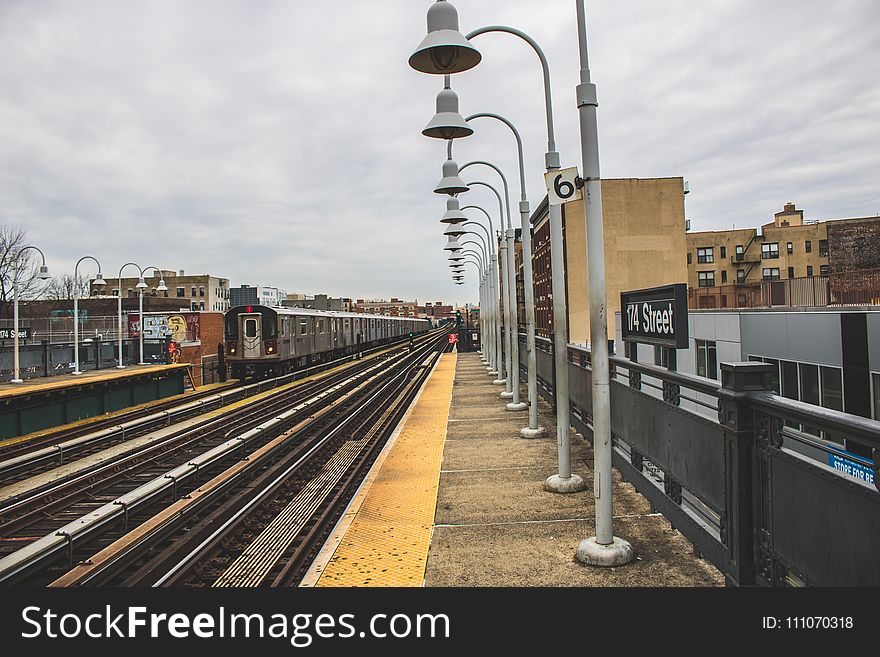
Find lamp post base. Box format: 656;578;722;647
544;473;586;494
492;378;505;385
576;536;634;567
10;378;23;384
71;371;84;376
116;365;126;369
520;426;546;439
138;362;147;366
500;390;514;399
505;402;527;411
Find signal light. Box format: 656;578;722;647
246;306;253;313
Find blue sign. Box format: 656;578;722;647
828;452;875;486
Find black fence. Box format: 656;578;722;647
520;334;880;586
0;337;170;382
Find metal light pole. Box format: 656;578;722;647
115;262;142;369
72;256;105;375
463;177;516;400
10;246;50;383
409;5;580;491
456;202;503;380
139;267;168;365
573;0;633;565
459;159;520;406
464;112;543;435
425;80;541;427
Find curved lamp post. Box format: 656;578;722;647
115;262;143;369
444;113;542;433
72;256;106;375
410;0;631;565
10;246;50;383
464;177;515;398
460;204;503;379
139;267;168;364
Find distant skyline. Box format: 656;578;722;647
2;0;878;304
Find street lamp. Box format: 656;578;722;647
115;262;143;369
410;0;632;564
139;267;168;365
10;246;50;383
442;113;543;435
464;177;516;399
460;204;503;380
72;256;105;375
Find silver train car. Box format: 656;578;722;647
224;304;432;379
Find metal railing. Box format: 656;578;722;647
0;338;170;382
518;333;880;586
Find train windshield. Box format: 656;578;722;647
225;312;238;340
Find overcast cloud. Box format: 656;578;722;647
1;0;878;305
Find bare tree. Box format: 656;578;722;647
0;224;48;303
44;273;90;301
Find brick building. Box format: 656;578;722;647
354;298;419;317
104;270;230;313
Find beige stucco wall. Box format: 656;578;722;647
564;177;688;344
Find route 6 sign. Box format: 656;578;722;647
545;167;583;206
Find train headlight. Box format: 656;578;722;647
227;342;237;355
265;339;277;355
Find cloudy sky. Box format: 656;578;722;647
2;0;878;305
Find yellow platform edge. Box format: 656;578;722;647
308;351;457;587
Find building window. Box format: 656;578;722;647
697;271;715;287
720;246;727;259
762;268;780;281
786;242;793;254
735;245;744;261
761;243;779;259
807;266;813;277
697;247;714;263
820;264;830;276
787;266;795;278
191;302;198;311
127;288;134;298
721;270;728;284
819;239;828;256
873;373;880;420
781;360;799;399
695;339;718;380
112;288;119;297
199;286;205;297
736;269;746;284
805;240;812;253
199;302;205;311
191;286;197;297
821;367;843;412
687;253;692;265
177;287;185;297
654;345;676;369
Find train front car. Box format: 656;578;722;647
224;305;283;379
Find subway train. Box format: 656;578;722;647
223;304;432;379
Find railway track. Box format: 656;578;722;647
50;332;446;587
0;330;445;585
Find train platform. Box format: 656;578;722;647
0;364;190;441
303;351;723;587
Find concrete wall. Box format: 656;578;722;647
563;177;688;344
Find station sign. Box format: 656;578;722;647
0;328;31;340
544;167;583;206
621;284;688;349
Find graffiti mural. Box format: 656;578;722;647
128;313;200;342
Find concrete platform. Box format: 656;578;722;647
0;364;190;440
304;351;723;587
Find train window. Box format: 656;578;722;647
300;319;308;335
318;320;325;334
225;313;239;340
244;318;258;338
262;313;277;338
